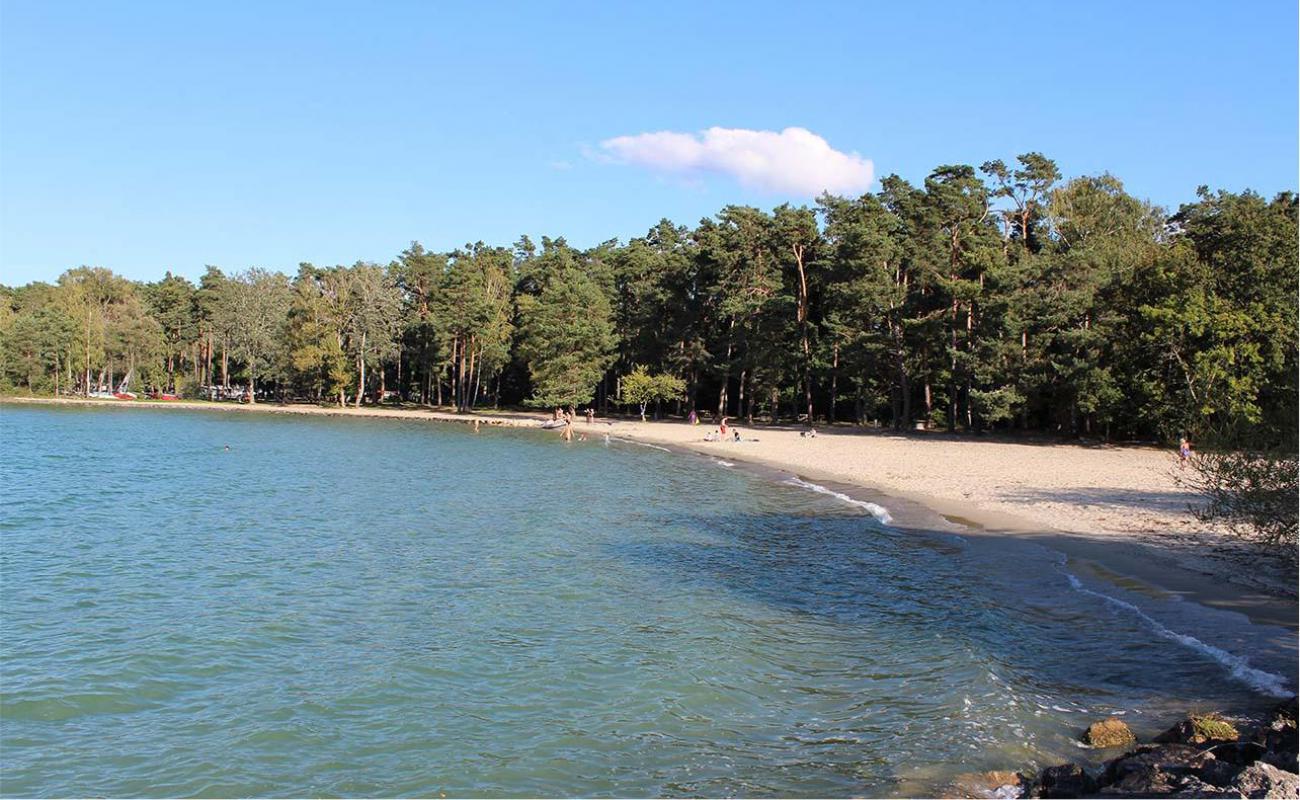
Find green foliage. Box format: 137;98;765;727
1180;449;1298;559
621;366;686;420
517;267;616;411
0;157;1291;472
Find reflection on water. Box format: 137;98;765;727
1;405;1294;797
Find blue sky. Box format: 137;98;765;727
1;1;1296;284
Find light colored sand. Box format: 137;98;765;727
6;396;1295;610
602;417;1297;611
610;418;1197;539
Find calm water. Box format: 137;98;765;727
1;405;1295;797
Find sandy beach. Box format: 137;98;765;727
5;396;1295;625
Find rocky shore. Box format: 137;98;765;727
954;698;1299;798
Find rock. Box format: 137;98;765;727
1227;762;1300;798
1268;697;1299;731
1084;717;1138;749
949;770;1028;798
1196;757;1244;787
1035;763;1096;798
1169;775;1236;797
1155;713;1240;745
1258;697;1300;774
1210;740;1268;767
1099;744;1219;795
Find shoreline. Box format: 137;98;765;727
5;395;1296;632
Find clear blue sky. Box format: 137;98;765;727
1;1;1296;285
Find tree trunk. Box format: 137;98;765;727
717;318;735;419
84;308;91;396
355;332;366;408
829;343;839;424
793;243;814;424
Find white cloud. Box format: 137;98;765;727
596;126;874;196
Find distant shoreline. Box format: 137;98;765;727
5;394;1296;631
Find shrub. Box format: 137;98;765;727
1180;449;1298;560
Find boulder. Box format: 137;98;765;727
1098;744;1219;795
1227;762;1300;798
1155;713;1240;745
1209;740;1268;767
1084;717;1138;749
1258;697;1299;773
1035;763;1096;798
1196;757;1244;787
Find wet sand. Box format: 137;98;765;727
5;397;1295;629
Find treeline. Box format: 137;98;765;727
2;154;1296;446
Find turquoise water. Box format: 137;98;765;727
1;405;1294;797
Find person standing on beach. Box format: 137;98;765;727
720;417;729;438
1178;437;1192;467
586;407;594;425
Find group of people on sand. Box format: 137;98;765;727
702;416;742;443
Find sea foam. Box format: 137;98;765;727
1064;572;1292;697
784;477;893;525
615;438;671;452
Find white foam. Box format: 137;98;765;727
712;459;735;468
614;438;671;452
1064;572;1292;697
784;477;893;525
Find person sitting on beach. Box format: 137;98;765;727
732;430;740;442
801;428;817;438
704;430;719;442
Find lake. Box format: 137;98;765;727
1;404;1293;797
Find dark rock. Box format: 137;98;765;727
1258;696;1299;774
1195;757;1243;787
1227;762;1300;798
1098;744;1220;796
1268;697;1299;730
1034;762;1097;798
1102;744;1218;782
1084;717;1138;748
1155;713;1240;745
1208;739;1267;767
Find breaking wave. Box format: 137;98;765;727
1064;572;1291;697
784;477;893;525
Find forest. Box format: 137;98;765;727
2;154;1296;450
